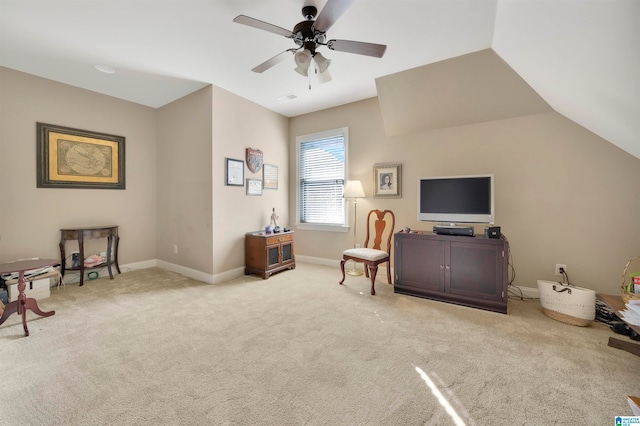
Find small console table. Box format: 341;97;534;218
59;226;120;286
0;258;58;336
245;231;295;279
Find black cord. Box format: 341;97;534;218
500;233;516;286
502;232;539;301
560;268;571;286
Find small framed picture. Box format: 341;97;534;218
373;163;402;198
226;158;244;186
246;179;263;196
263;164;278;190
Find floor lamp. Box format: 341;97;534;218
343;180;366;276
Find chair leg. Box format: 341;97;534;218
369;265;378;295
386;262;392;284
339;258;346;284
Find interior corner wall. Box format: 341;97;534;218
289;97;640;295
156;86;214;275
211;86;289;276
0;66;157;267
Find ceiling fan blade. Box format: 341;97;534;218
314;0;355;33
327;39;387;58
233;15;294;38
251;49;298;73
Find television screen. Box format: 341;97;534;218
418;175;494;224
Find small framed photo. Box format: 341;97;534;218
263;164;278;190
246;179;263;196
226;158;244;186
373;163;402;198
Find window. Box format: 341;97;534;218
296;128;348;231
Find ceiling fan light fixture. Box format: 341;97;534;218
294;49;312;76
313;52;331;73
316;66;332;84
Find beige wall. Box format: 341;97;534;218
156;86;213;274
3;65;639;295
289;97;640;294
0;68;288;282
211;86;289;275
0;67;157;269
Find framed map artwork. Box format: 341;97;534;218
36;122;125;189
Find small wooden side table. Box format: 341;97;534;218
245;231;295;279
0;258;58;336
59;226;120;286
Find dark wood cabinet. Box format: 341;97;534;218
245;231;295;279
394;231;507;313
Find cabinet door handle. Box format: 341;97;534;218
440;265;444;269
445;265;450;270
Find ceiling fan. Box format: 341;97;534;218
233;0;387;83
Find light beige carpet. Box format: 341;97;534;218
1;263;638;425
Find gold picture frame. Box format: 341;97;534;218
37;122;125;189
373;162;402;198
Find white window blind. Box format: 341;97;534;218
298;130;346;225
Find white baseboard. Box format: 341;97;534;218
155;260;245;285
509;285;539;299
295;255;340;267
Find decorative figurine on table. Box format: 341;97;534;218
271;208;281;233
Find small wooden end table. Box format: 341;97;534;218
59;226;120;286
0;258;58;337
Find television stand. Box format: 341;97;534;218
394;231;508;313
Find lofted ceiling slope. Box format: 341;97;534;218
0;1;638;159
376;49;552;136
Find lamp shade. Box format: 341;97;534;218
343;180;365;198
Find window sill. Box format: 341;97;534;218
295;223;349;233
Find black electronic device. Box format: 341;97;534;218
418;175;494;224
484;226;501;239
433;226;474;237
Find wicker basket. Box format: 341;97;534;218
621;256;640;304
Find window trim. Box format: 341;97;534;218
295;127;349;233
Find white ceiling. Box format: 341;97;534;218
1;0;639;159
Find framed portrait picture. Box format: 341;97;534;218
263;164;278;190
246;179;263;196
226;158;244;186
36;122;125;189
373;163;402;198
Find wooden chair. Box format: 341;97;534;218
339;209;395;295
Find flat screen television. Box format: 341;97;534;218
418;174;494;224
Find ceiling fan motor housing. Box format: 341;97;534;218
293;20;326;51
302;5;317;20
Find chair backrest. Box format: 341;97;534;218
363;209;395;255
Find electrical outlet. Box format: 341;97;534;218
173;244;178;254
355;243;361;248
555;263;567;276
